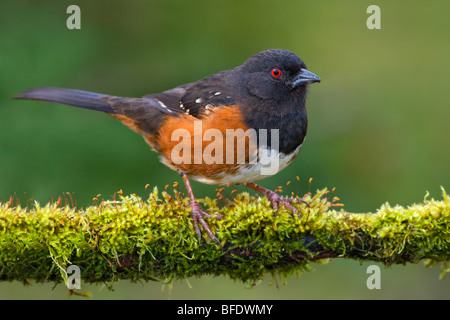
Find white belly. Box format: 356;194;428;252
190;144;302;185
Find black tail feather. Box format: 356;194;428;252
13;87;117;114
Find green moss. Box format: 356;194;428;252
0;185;449;286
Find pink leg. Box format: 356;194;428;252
179;172;222;246
244;182;308;218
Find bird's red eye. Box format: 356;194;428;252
271;68;281;78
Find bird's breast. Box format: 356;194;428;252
154;104;305;184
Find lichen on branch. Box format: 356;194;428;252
0;185;449;286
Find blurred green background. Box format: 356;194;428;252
0;0;449;299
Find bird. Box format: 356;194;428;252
13;49;321;246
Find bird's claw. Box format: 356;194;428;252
266;191;308;219
189;201;223;248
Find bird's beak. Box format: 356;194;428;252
292;68;321;87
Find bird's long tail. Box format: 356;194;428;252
13;87;119;114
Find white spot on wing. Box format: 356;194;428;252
155;99;173;114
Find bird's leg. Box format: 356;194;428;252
179;172;222;246
244;182;308;219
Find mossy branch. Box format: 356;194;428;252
1;185;449;286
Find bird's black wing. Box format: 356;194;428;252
173;74;236;118
142;84;191;116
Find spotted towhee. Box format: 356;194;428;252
14;49;321;245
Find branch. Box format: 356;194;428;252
0;185;449;286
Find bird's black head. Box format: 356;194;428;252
239;49;321;101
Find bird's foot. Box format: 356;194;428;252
179;171;223;247
265;191;307;218
245;182;308;218
189;200;223;247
